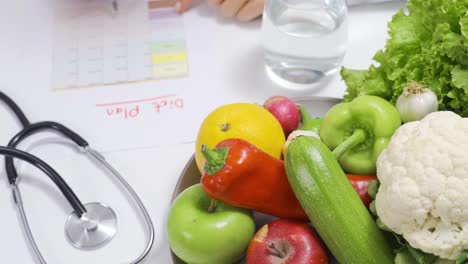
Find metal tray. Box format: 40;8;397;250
169;96;342;264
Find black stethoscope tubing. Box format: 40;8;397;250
0;91;88;217
0;147;76;193
0;91;30;127
5;121;89;217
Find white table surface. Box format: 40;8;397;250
0;0;405;263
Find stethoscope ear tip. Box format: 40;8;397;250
65;202;117;250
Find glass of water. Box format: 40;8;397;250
261;0;348;90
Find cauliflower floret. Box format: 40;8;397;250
376;111;468;260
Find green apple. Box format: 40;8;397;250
167;184;255;264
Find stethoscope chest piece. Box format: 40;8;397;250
65;202;118;250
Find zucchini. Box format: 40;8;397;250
284;136;394;264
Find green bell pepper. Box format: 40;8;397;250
319;95;401;175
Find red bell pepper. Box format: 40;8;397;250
201;138;308;220
200;139;376;221
347;174;377;208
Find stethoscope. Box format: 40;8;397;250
0;91;154;264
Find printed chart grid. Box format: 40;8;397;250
51;0;189;90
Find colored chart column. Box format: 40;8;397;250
148;0;189;79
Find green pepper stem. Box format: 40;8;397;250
333;129;367;159
298;105;322;132
299;105;314;127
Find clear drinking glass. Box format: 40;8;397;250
261;0;348;90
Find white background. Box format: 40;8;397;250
0;0;405;263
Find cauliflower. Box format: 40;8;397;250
375;111;468;260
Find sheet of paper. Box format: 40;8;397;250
40;0;198;152
52;0;188;90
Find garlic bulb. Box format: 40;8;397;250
396;81;438;123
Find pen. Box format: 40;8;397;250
112;0;118;12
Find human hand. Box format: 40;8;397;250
174;0;193;13
208;0;265;21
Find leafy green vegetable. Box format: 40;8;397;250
407;244;439;264
457;250;468;264
385;233;442;264
367;180;379;199
394;246;440;264
395;248;419;264
341;0;468;116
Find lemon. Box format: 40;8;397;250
195;103;285;173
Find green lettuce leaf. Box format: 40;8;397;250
340;68;366;102
461;12;468;38
341;0;468;116
452;65;468;91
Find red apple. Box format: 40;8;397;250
246;219;328;264
263;96;301;136
263;96;287;109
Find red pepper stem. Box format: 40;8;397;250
201;145;229;176
207;199;217;213
333;129;367;159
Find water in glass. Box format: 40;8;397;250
262;0;348;90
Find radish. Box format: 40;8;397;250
263;96;301;136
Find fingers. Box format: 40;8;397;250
175;0;193;13
236;0;265;22
209;0;265;22
208;0;224;6
220;0;249;17
174;0;265;19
